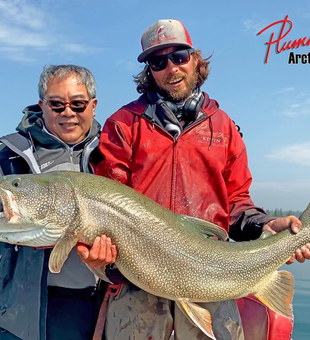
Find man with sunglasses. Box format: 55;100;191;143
77;20;309;340
0;65;116;340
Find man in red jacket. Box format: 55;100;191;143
78;19;310;340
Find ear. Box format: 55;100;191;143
38;99;44;111
91;98;98;117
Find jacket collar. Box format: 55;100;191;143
128;92;219;120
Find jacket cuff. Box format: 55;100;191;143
229;208;274;241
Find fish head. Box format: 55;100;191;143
0;173;79;247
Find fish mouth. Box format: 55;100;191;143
0;188;42;233
0;188;60;247
0;188;21;224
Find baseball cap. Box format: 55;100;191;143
137;19;193;63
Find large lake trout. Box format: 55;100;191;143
0;171;308;339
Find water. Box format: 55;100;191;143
286;260;310;339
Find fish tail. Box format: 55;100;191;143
254;270;294;319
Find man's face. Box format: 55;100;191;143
38;75;97;145
149;47;198;103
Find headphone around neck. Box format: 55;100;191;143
147;91;204;121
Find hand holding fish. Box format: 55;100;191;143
263;216;310;264
77;235;117;267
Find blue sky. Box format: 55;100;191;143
0;0;309;211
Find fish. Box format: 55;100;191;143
0;171;308;340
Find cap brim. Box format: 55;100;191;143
137;42;193;63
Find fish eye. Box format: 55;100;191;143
12;179;21;187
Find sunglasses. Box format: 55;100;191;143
147;48;195;72
43;98;93;113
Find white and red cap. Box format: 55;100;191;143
137;19;193;63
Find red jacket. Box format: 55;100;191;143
96;92;271;237
96;92;292;340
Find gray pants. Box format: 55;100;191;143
104;284;244;340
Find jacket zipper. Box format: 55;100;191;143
141;117;178;211
143;114;212;212
170;140;178;212
69;147;73;164
170;116;210;211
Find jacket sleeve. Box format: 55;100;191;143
224;123;274;241
0;145;31;175
95;111;135;185
229;207;274;241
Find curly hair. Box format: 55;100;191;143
133;50;211;94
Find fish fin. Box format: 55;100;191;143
49;235;78;273
178;215;228;241
86;264;114;283
259;230;273;239
176;299;216;340
254;270;294;318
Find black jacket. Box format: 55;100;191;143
0;105;101;340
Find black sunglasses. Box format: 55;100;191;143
147;48;195;72
43;98;93;114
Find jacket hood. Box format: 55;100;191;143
16;104;101;147
201;93;220;117
18;104;44;132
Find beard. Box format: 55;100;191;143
155;70;199;103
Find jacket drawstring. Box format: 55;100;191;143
208;116;214;150
150;103;156;130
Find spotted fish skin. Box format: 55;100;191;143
0;171;308;326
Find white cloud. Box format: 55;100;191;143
273;87;295;94
272;88;310;117
0;23;54;47
0;0;102;63
61;43;103;55
0;47;36;63
290;104;302;109
296;92;307;98
242;18;268;34
116;60;139;71
265;142;310;166
0;0;45;29
278;101;310;117
250;180;310;211
252;181;310;192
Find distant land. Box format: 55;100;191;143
265;209;302;218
